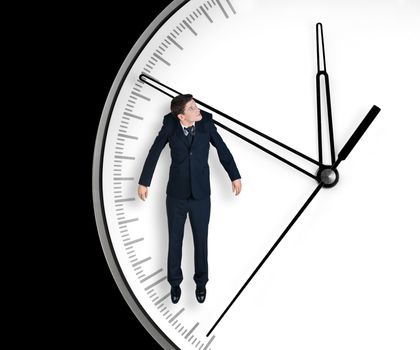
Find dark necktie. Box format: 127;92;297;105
183;125;195;145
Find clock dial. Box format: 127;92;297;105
93;1;420;349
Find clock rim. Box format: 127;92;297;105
92;1;189;349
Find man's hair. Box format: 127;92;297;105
171;94;193;117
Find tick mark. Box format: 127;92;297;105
117;133;138;140
155;292;170;306
200;5;213;23
185;322;199;339
226;0;236;14
169;308;185;323
123;111;143;120
167;35;183;50
113;177;134;181
115;197;135;203
140;268;163;283
131;91;151;101
125;238;144;247
114;155;135;160
118;218;138;225
215;0;228;18
153;53;171;66
183;20;197;36
203;336;215;350
145;276;167;290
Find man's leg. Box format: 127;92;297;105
166;195;188;287
188;196;211;287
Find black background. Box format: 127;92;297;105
63;1;174;348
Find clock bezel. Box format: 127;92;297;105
92;1;189;349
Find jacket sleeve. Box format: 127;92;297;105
138;117;171;186
209;114;241;181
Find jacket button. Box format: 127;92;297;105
190;152;192;155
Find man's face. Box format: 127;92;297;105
178;99;202;125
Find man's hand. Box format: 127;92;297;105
232;179;242;196
138;185;148;201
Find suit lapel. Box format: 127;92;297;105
174;121;190;148
191;120;202;149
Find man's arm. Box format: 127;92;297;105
138;116;171;200
209;114;241;184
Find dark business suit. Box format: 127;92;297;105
139;110;240;287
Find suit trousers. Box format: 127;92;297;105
166;194;211;288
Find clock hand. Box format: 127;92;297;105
316;105;381;187
206;181;324;337
211;120;317;180
332;105;381;169
139;73;320;181
206;105;381;336
316;23;336;167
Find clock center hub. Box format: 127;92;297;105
318;167;339;188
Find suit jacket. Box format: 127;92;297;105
139;110;241;199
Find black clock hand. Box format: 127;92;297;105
206;105;381;336
332;105;381;169
206;181;324;337
211;120;317;180
139;73;320;181
316;23;336;166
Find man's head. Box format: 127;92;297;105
171;94;202;126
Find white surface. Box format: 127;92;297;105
101;0;420;349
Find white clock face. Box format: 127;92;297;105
93;1;420;349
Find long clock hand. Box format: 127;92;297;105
139;73;320;180
212;120;318;180
316;23;336;167
207;105;381;336
206;181;324;337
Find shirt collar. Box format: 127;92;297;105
180;121;195;129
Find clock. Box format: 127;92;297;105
92;1;420;349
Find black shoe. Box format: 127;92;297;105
171;286;181;304
195;286;206;303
